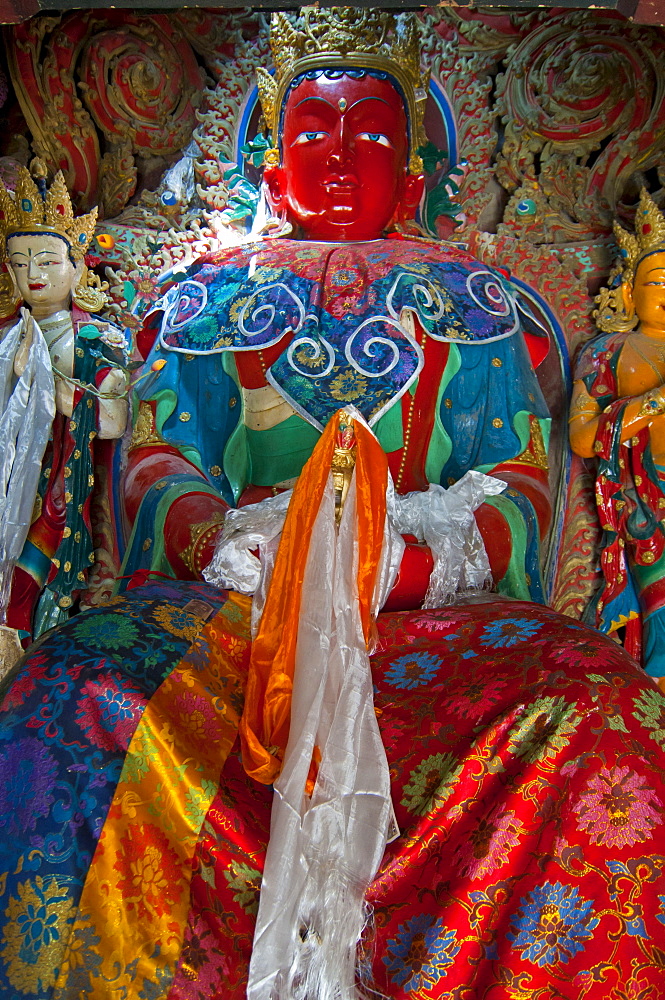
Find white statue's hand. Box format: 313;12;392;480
98;368;127;397
97;366;128;440
83;321;128;352
13;309;34;377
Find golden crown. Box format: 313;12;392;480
595;188;665;332
0;159;97;262
257;7;429;176
615;188;665;281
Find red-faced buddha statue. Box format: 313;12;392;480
123;10;552;608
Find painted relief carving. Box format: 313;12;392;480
5;11;206;215
495;13;665;245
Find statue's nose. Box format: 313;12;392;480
327;120;354;169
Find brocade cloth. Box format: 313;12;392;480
1;581;665;997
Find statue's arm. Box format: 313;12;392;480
96;366;129;439
476;462;551;583
569;375;665;458
123;432;230;582
436;334;552;602
384;459;551;611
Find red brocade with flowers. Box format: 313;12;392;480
1;581;665;998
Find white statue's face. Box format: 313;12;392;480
6;233;79;316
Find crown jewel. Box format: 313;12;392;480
257;7;429;175
615;188;665;280
0;159;97;261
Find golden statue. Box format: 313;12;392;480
570;188;665;677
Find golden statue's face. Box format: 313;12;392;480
7;233;79;315
626;250;665;336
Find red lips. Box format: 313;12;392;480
324;174;359;192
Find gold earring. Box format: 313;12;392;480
594;280;639;334
409;149;424;177
71;266;109;313
263;147;280;168
0;270;20;321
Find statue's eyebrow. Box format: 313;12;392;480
347;96;392;111
293;95;336;110
292;95;392;111
9;249;63;259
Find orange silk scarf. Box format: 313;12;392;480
239;410;388;785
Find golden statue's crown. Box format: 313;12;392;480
595;188;665;332
0;159;97;262
615;188;665;281
257;7;429;175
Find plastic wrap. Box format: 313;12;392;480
391;472;506;608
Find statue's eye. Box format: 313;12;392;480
357;132;392;148
292;131;328;145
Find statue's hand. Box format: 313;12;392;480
97;367;129;440
98;368;128;397
0;624;23;681
13;309;34;377
382;536;433;613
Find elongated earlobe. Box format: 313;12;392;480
263;165;288;215
5;262;19;298
393;173;425;231
402;174;425;215
622;280;635;319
